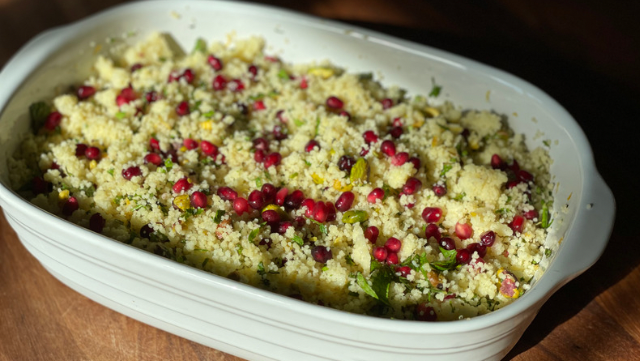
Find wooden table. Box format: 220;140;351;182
1;1;638;360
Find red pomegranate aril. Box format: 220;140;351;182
455;222;473;240
389;126;403;139
312;202;328;223
248;64;258;78
200;140;218;157
253;100;266;111
254;149;265;163
228;79;244;92
392;117;403;127
325;202;337;222
523;209;539;220
75;143;88;157
409;157;421;170
217;186;237;201
149;138;160;151
467;243;487;258
439;237;456;250
77;86;96;100
183;138;198;150
32;177;50;195
380;98;394;109
391;152;409;166
360;147;369;156
207;55;223;71
380;140;396;157
233;197;250;215
338;155;355;172
506;180;519;189
85;147;100;160
145;91;158;103
182;68;194;84
402;177;422;195
335;191;355;212
480;230;496;247
172;177;192;193
456;248;471;264
300;77;308;89
398;266;412;277
510;159;520;172
433;184;447;197
140;224;154;239
62;196;79;216
253;137;269;151
363;130;378;144
264;152;282;168
272;125;287;141
510;215;525;233
326;96;344;109
385;237;402;253
116;87;136;106
284;190;304;210
416;304;437;321
277;221;293;235
364;226;379;244
259;238;272;249
275;187;288;206
261;183;277;203
425;224;442;241
302;198;315;217
190;191;208;209
44;111;62;130
89;213;106;233
422;207;442;223
517;170;534;183
312;246;333;263
248;190;266;209
373;247;388;262
176;101;190;116
367;188;385;204
144;153;163;166
339;110;351;120
386;252;399;265
262;210;280;223
305;140;320;153
491;154;505;170
212;75;227;90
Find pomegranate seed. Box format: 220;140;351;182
168;71;180;83
338;110;351;120
455;222;473;240
248;64;258;78
386;252;399;265
182;69;194;84
264;152;282;168
228;79;244;92
439;237;456;250
367;188;385;204
277;221;293;235
176;101;190;116
360;147;369;156
217;187;237;201
144;153;163;166
373;247;388;262
116;87;136;106
364;226;379;243
422;207;442;223
326;96;344;109
381;98;394;109
261;184;277;203
385;237;402;253
32;176;50;195
272;125;287;141
145;91;158;103
275;110;286;123
305;140;320;152
391;152;409;166
300;77;308;89
380;140;396;157
276;187;288;206
311;246;333;263
402;177;422;195
335;192;355;212
62;196;79;216
425;224;441;241
248;190;266;209
207;55;223;71
409;157;421;170
183;138;198;150
253;100;266;111
149;138;160;151
262;210;280;223
338;156;355;172
398;266;412;277
233;197;249;215
392;117;403;127
467;243;487;258
284;190;304;210
50;162;60;170
363;130;378;144
510;160;520;172
510;215;525;233
302;199;315;217
253;137;269;151
200;140;218;157
456;248;471;264
325;202;337;222
259;238;272;249
433;184;447;197
44;111;62;130
212;75;227;90
254;149;265;163
172;177;192;193
523;209;539;220
517;170;534;183
389;126;403;139
75;143;88;157
190;191;208;208
77;86;96;100
140;224;154;239
312;202;328;223
480;231;496;247
416;303;437;321
85;147;100;160
491;154;505;170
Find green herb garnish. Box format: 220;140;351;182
29;102;49;130
440;163;453;177
213;210;225;224
294;119;305;127
192;38;207;53
540;201;553;229
430;247;459;271
277;69;289;80
292;235;304;246
429;77;442;97
115;111;127;119
164;158;174;171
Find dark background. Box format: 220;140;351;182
1;1;639;360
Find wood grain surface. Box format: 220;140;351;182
1;1;639;360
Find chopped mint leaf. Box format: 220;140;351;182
277;69;289;80
322;266;329;272
543;140;551;147
107;168;115;177
293;119;306;127
263;170;272;181
236;244;243;255
430;247;458;271
29;102;49;130
202;258;210;267
315;117;321;136
257;261;266;276
192;38;206;53
255;177;263;188
307;218;328;235
453;192;466;201
357;273;377;300
540;201;553;229
292;235;304;246
440;163;453;177
429;78;442;97
248;226;261;243
115;111;127;119
202;110;215;118
345;254;355;266
289;172;298;179
213;210;225;224
164;158;174;171
545;248;552;258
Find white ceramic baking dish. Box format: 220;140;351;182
0;1;615;360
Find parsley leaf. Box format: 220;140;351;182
255;177;263;188
277;69;289;80
294;119;305;127
430;247;458;271
429;78;442;97
540;201;553;229
440;163;453;177
213;210;225;224
292;235;304;246
192;38;207;53
164;158;174;171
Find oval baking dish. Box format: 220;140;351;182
0;1;615;360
